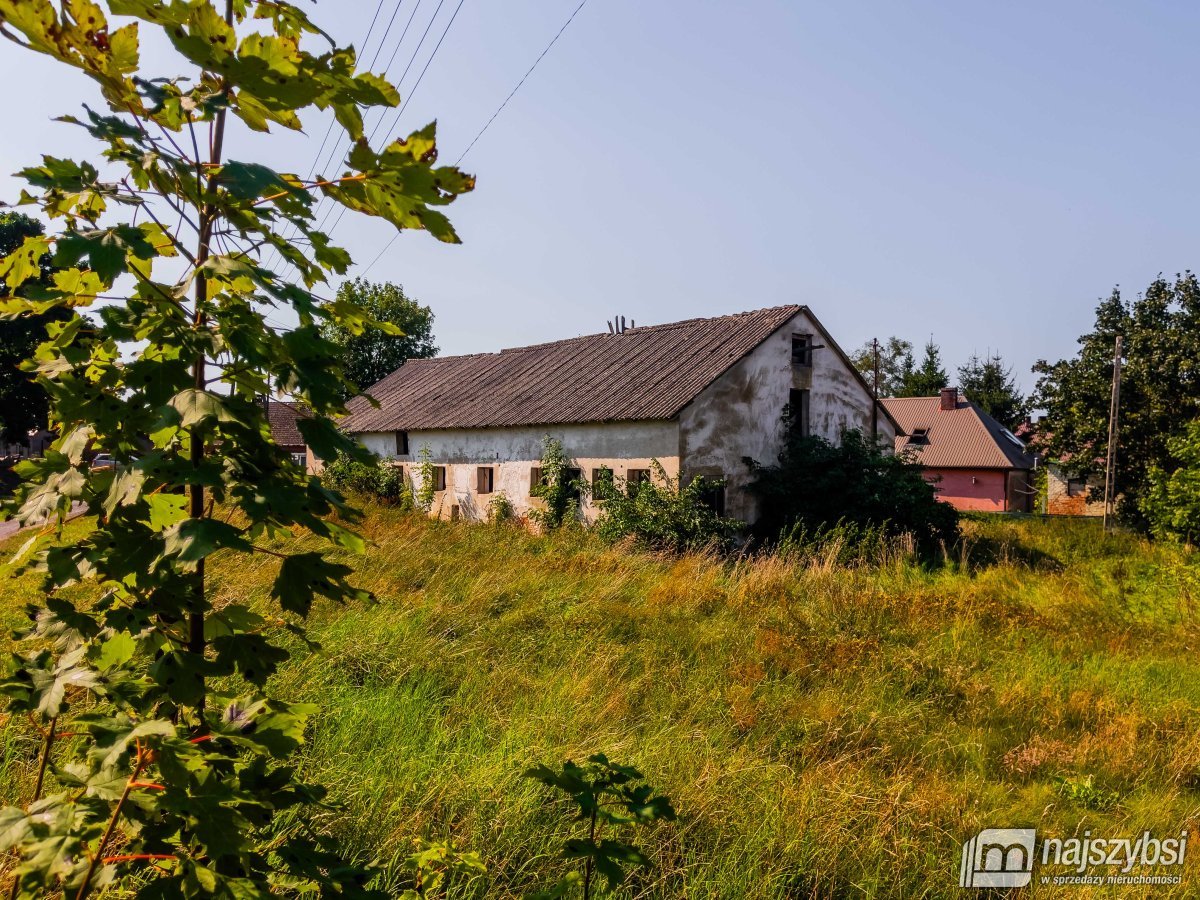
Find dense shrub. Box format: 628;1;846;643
1143;419;1200;543
747;427;959;554
593;461;741;552
530;436;581;530
322;452;412;507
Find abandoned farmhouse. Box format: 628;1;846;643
326;305;895;523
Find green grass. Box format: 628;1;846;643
4;511;1200;897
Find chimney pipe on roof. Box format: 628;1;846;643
620;315;627;332
607;320;614;334
939;387;958;411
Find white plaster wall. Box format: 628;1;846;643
356;421;679;523
678;308;895;522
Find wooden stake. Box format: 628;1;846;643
1102;335;1123;532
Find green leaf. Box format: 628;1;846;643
271;552;368;616
0;807;31;851
220;160;292;200
169;389;236;428
0;234;51;290
162;518;252;569
91;632;137;670
145;493;188;531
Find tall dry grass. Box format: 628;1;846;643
2;511;1199;897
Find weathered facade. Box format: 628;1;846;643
882;390;1037;513
331;306;894;524
1045;465;1104;516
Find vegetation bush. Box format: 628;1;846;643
747;427;960;554
530;436;581;530
1143;418;1200;543
322;452;412;507
593;460;740;552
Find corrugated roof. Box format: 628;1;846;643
340;305;806;433
266;399;312;448
880;396;1035;470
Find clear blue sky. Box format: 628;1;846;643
4;1;1200;390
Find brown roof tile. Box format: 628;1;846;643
340;305;807;433
880;396;1035;470
266;399;313;448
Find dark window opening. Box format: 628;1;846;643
476;466;494;494
1066;477;1087;497
395;430;409;455
791;334;813;367
627;468;651;495
565;467;583;501
529;466;544;495
699;483;727;517
431;465;446;492
592;467;614;497
909;427;929;445
787;388;811;437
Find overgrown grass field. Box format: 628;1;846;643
3;511;1200;897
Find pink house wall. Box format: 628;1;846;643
923;468;1007;512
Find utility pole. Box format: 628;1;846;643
871;337;880;441
1102;335;1123;533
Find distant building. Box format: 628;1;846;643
327;305;896;524
265;399;313;469
1045;465;1104;516
882;389;1037;513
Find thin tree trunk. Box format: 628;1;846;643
187;0;234;723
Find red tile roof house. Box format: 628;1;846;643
881;389;1038;513
265;399;313;469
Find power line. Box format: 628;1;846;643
322;0;467;240
357;0;589;280
307;0;450;241
264;0;396;272
455;0;589;166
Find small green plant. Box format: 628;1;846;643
415;445;437;513
593;460;740;553
525;753;677;899
530;436;580;530
1056;774;1120;811
323;452;412;507
488;491;515;523
399;839;486;899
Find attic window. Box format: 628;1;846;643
395;430;409;456
791;334;813;367
909;428;929;445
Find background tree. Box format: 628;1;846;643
320;277;437;397
0;211;70;442
850;336;914;398
1143;419;1200;542
1032;274;1200;529
958;350;1027;430
0;1;473;896
897;337;949;397
746;427;960;554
